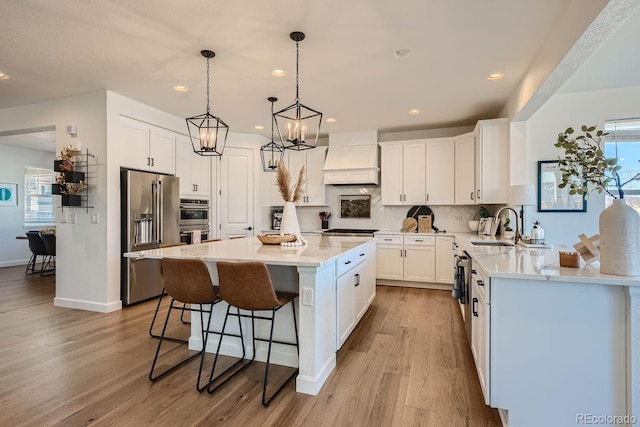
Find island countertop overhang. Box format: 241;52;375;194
124;235;374;268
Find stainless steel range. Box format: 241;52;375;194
322;228;378;237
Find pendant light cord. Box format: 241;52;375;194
206;56;211;115
270;100;275;143
295;40;300;103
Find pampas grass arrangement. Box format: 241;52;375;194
276;160;305;203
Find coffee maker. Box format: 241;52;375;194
272;208;283;230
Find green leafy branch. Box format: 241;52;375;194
554;125;639;199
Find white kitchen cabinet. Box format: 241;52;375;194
380;141;426;205
176;135;210;197
404;244;436;282
268;174;286;206
435;236;455;284
375;234;435;283
454;132;476;205
336;241;375;349
119;116;175;174
470;266;490;404
474;119;509;205
288;147;327;206
425;139;455;205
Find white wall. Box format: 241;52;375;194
0;145;55;267
526;85;640;247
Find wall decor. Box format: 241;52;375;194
478;217;493;235
0;183;18;206
538;160;587;212
340;195;371;218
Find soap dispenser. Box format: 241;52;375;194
531;221;544;243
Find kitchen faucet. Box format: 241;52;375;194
494;207;521;243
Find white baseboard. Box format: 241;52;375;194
54;297;122;313
376;279;452;291
0;259;30;268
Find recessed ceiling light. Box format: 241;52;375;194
0;72;9;80
271;69;286;77
487;73;504;81
173;85;189;92
394;49;412;58
326;118;337;123
254;125;265;130
408;109;420;115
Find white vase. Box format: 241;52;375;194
280;201;301;236
599;198;640;276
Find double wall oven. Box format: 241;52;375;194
179;198;210;244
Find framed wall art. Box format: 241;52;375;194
0;183;18;206
537;160;587;212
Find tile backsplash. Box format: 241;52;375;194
294;185;485;232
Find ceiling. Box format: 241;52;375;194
0;0;578;139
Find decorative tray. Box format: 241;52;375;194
256;234;297;245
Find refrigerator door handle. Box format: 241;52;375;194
158;180;164;244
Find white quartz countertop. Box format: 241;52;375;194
124;235;373;267
453;232;640;287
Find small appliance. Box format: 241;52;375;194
272;209;283;230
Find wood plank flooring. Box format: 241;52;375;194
0;266;501;426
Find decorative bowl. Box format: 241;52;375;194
468;220;480;232
256;234;297;245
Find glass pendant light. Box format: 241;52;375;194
186;50;229;156
260;97;285;171
273;31;322;151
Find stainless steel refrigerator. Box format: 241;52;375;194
121;169;180;306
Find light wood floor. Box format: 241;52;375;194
0;266;500;426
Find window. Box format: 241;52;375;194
604;119;640;212
24;166;55;225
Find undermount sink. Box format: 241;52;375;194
469;240;514;247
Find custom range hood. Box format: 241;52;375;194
322;130;380;185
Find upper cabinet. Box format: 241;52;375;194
175;135;211;197
119;116;175;174
474;119;509;205
380;141;426;205
288;147;328;206
454;132;476;205
425;139;455;205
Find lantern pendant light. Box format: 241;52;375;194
186;50;229;157
260;97;285;171
273;31;322;151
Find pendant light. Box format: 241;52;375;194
260;97;285;171
273;31;322;151
186;50;229;157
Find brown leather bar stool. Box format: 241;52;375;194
207;261;299;407
149;258;222;391
149;242;191;340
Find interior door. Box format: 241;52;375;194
219;146;254;239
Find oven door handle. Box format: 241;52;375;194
180;206;211;210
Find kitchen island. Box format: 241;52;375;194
454;233;640;427
125;235;376;395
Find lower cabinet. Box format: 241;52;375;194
435;236;455;284
336;241;375;349
375;234;436;283
470;264;490;404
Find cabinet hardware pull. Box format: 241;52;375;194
471;269;476;275
415;239;423;242
477;190;480;198
426;194;429;201
400;249;403;257
195;184;198;191
360;253;365;257
354;273;360;286
344;260;351;265
404;249;407;257
147;157;150;166
244;226;253;230
477;280;484;287
472;298;478;317
400;194;402;202
470;192;474;200
384;238;392;241
151;158;155;166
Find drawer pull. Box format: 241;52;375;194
359;253;365;257
472;298;478;317
384;238;392;241
415;239;423;242
344;260;352;265
477;280;484;287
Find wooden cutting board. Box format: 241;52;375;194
401;217;417;232
418;215;432;233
